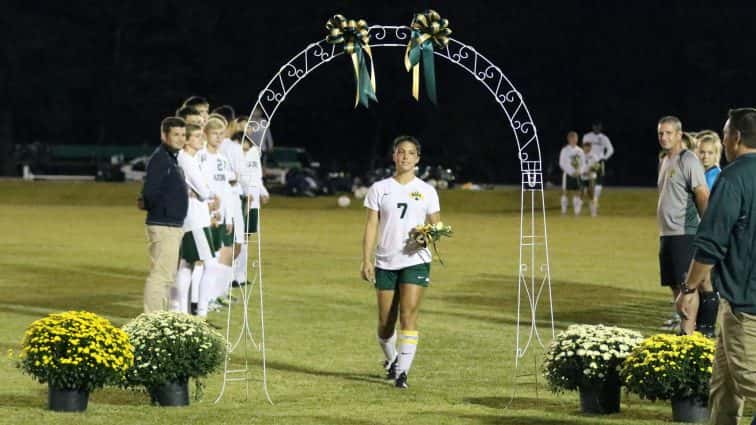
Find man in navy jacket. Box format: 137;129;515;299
140;116;188;313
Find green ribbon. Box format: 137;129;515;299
404;10;452;105
325;15;377;108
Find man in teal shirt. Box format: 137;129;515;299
677;108;756;425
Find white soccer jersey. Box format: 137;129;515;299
559;145;585;176
364;177;440;270
240;145;268;208
581;151;602;180
220;138;244;196
582;131;614;160
197;148;234;224
178;150;212;231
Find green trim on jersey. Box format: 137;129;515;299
375;263;431;290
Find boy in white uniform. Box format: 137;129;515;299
582;121;614;207
580;141;602;217
196;116;236;317
558;131;585;215
362;135;443;389
172;124;218;313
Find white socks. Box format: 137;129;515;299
171;260;192;313
234;244;248;283
377;332;397;362
190;263;203;305
197;259;223;317
572;196;583;215
396;330;419;375
560;195;568;214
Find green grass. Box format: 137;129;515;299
0;181;735;424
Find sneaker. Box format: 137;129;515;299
395;372;408;389
384;355;398;380
660;313;681;330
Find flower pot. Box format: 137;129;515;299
671;397;709;423
149;379;189;407
48;386;89;412
579;373;621;414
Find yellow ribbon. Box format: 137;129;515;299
404;10;452;103
326;15;377;108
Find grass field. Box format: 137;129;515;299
0;181;739;424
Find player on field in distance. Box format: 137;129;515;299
559;131;585;215
361;135;442;389
697;131;722;189
580;140;602;217
582;121;614;211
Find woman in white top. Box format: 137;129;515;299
361;135;441;389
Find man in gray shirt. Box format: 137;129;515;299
656;115;709;332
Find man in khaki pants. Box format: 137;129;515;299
677;108;756;425
139;116;188;313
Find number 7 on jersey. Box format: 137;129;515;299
397;202;407;219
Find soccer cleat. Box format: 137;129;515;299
395;372;408;389
384;355;398;380
660;313;681;331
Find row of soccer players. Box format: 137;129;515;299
147;96;269;319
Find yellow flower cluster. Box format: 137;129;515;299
621;332;715;401
16;311;134;390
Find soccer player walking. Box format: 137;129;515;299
361;136;442;389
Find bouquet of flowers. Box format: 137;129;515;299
409;222;453;264
543;324;644;393
620;332;715;402
122;311;225;396
14;311;134;391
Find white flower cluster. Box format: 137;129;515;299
544;324;644;389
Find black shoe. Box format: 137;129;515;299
384;356;398;380
232;280;241;288
395;372;408;389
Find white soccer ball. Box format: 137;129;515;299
337;195;351;208
353;186;368;199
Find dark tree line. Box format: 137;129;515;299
3;1;756;184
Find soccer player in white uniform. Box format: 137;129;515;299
580;141;602;217
582;121;614;207
232;127;270;285
362;135;442;389
172;123;217;313
196;116;236;317
559;131;585;215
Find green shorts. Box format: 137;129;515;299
210;222;234;248
180;228;216;263
241;196;259;234
375;263;431;290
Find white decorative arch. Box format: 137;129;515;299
230;24;554;403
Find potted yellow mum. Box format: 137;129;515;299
14;311;134;412
620;333;715;423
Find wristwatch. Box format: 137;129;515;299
680;282;697;294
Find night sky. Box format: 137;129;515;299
3;1;756;184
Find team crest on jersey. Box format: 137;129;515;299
410;191;423;201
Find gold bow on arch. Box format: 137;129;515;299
404;10;452;105
325;14;377;108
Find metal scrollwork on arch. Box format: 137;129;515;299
243;25;542;181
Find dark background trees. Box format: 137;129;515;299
3;1;756;184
